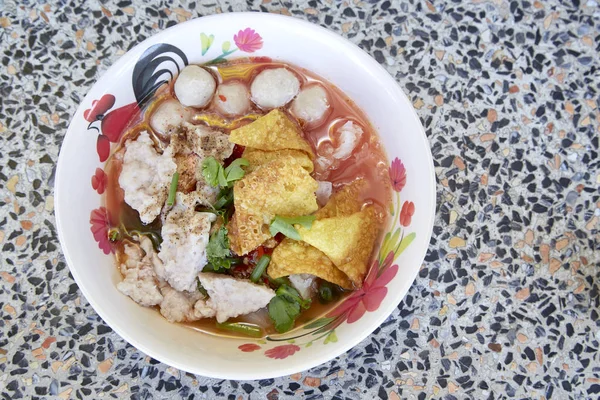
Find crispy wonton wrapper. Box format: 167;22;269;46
297;205;381;286
227;211;271;256
228;156;319;255
229;109;315;159
315;178;367;220
242;148;314;174
269;239;353;289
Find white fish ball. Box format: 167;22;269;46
150;99;190;136
174;65;216;108
214;82;251;116
290;85;330;123
250;68;300;109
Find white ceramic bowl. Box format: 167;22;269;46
55;13;435;379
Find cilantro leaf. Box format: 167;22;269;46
277;284;311;309
206;226;232;269
224;158;249;183
269;215;316;240
202;156;249;188
268;284;312;333
201;157;221;187
217;164;228;187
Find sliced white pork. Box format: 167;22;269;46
288;274;317;300
250;68;300;109
159;286;208;323
332;121;363;160
157;193;217;292
290;85;330;124
196;273;276;323
149;99;190;136
214;82;251;116
119;131;177;224
116;236;163;307
174;65;216;108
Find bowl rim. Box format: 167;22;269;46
55;12;436;380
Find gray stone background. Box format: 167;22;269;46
0;0;599;399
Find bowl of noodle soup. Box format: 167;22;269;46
55;12;435;379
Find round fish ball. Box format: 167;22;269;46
250;68;300;109
214;82;251;116
290;85;330;124
150;99;190;136
174;65;216;108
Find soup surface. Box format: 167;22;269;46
104;58;392;338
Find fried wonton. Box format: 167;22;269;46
228;156;319;255
269;239;352;289
297;205;381;286
242;148;314;174
227;211;271;256
229;109;315;158
315;178;367;220
235;156;318;221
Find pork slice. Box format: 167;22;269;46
119;131;177;224
157;193;216;292
196;273;276;323
117;236;163;307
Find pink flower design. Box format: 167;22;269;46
328;256;398;324
389;158;406;192
238;343;261;352
234;28;263;53
90;207;112;255
91;168;107;195
265;344;300;359
399;201;415;227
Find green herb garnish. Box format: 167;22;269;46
166;172;179;206
213;187;233;210
268;284;311;333
201;156;249;188
269;215;316;240
250;255;271;283
201;157;221;187
215;322;263;338
205;226;232;270
224;158;249;182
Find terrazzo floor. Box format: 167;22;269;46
1;0;599;399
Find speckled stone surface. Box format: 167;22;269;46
1;0;599;399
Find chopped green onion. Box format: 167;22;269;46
213;188;233;210
277;215;316;229
250;255;271;283
318;282;334;303
215;322;263;338
166;172;179;206
269;215;316;240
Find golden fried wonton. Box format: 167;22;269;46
235;156;318;220
229;109;315;158
269;239;352;289
297;205;381;286
227;210;271;256
228;156;319;255
315;178;367;220
242;148;314;174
